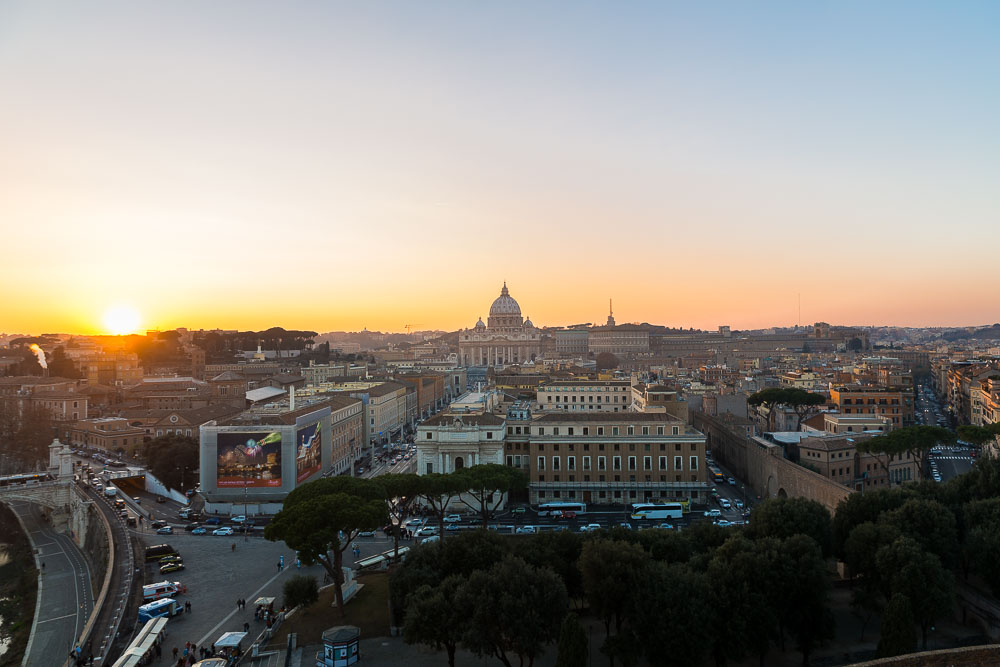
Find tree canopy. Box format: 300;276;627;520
747;388;826;431
855;425;955;483
144;434;199;492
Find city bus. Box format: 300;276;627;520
536;502;587;517
710;469;725;484
630;502;684;521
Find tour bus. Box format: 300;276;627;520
536;502;587;517
142;581;183;603
145;544;179;562
630;502;684;521
137;598;184;623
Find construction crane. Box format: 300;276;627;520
404;324;421;334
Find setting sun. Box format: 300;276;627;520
102;305;142;336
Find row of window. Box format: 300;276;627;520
549;394;622;403
510;442;698;453
536;489;699;500
535;425;681;436
841;398;902;405
535;455;699;472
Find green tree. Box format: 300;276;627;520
47;346;82;379
635;563;711;667
579;538;648;662
748;496;832;556
844;522;901;639
596;352;619;370
265;476;387;617
0;402;54;470
876;594;917;658
855;425;954;485
144;434;199;492
403;576;466;667
458;555;568;667
707;536;780;667
847;337;864;352
513;529;584;602
555;613;589;667
778;535;835;665
965;523;1000;597
881;498;958;568
832;489;906;560
380;473;423;557
876;537;954;649
747;388;826;431
957;424;1000;446
454;464;528;528
418;472;467;537
282;575;318;609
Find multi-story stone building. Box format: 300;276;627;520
67;417;146;458
798;433;917;490
537;379;633;413
328;395;366;476
527;413;708;506
829;384;914;428
458;284;542;367
553;330;589;357
588;325;650;357
416;412;505;475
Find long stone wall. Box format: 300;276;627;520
692;411;851;514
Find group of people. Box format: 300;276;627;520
170;641;220;666
69;644;93;666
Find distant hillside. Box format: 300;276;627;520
942;324;1000;342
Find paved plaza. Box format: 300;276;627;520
134;529;401;665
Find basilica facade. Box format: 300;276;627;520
458;283;542;367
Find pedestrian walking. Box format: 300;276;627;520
236;598;241;611
244;622;250;633
296;558;301;569
172;647;178;660
231;542;236;552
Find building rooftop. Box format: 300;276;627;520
218;395;337;426
421;413;505;427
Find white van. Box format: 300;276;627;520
142;580;182;602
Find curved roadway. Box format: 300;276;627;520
9;500;92;666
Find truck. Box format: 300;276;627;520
104;485;118;497
137;597;185;623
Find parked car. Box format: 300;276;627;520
213;527;234;536
156;526;173;535
159;555;183;564
191;527;207;535
159;562;185;574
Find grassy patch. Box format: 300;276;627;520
272;571;391;646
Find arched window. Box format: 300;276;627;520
454;456;465;470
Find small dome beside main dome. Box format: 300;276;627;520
490;282;521;317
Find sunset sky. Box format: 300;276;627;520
2;2;998;335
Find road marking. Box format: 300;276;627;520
35;612;78;624
196;564;291;647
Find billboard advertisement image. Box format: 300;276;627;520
296;422;322;484
217;431;283;488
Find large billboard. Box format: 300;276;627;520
216;431;283;488
295;422;322;484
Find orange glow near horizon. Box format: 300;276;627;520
2;4;999;336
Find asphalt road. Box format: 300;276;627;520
9;500;93;667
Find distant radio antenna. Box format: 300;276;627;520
798;293;801;328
